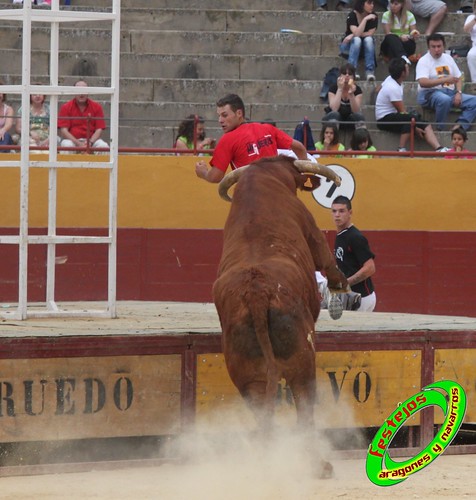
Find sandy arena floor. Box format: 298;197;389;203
0;453;474;499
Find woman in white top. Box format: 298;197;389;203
464;2;476;83
0;81;14;152
380;0;419;64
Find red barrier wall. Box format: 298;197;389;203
0;228;474;317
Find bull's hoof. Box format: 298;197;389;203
316;459;334;479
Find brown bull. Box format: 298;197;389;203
213;156;348;475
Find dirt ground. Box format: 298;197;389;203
0;452;474;499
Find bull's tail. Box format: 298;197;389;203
244;273;281;415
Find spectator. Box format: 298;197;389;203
0;81;14;152
174;115;216;152
464;3;476;83
376;57;447;152
380;0;419;64
331;195;376;312
445;126;473;158
58;80;109;154
416;34;476;131
195;94;307;183
406;0;446;36
349;127;377;157
323;63;366;129
314;122;346;155
339;0;378;81
16;90;50;151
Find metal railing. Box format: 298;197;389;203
2;114;475;158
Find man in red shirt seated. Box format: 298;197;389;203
58;80;109;154
195;93;308;183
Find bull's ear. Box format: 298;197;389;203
300;174;321;191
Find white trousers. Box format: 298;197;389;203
60;138;109;154
467;46;476;83
358;292;376;312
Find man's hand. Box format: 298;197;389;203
195;162;225;183
195;160;208;179
453;92;463;108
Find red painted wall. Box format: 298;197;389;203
0;228;474;318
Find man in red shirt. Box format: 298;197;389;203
58;80;109;153
195;94;308;183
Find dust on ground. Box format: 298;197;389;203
0;452;473;499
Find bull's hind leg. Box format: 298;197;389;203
227;357;278;433
239;363;280;434
286;341;334;479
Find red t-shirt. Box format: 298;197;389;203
210;122;294;172
58;98;107;139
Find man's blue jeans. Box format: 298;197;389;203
418;87;476;130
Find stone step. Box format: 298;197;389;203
94;10;476;36
44;0;315;10
118;124;476;152
0;24;470;57
0;45;471;83
6;73;475;110
0;7;470;35
57;0;470;13
72;100;468;127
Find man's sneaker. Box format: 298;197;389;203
436;146;450;153
366;74;376;82
398;147;407;152
336;2;351;11
328;294;343;320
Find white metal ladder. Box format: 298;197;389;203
0;0;121;319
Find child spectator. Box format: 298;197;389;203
349;127;377;157
445;126;473;158
314;122;345;156
380;0;419;65
174;115;215;152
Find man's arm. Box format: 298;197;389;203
391;100;405;113
59;126;82;146
347;258;376;287
417;75;459;88
89;128;103;144
195;160;226;183
290;139;308;160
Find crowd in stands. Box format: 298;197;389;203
4;1;476;156
0;79;108;154
181;0;476;157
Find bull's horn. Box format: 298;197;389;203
218;165;249;202
293;160;341;187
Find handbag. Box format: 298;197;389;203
449;45;471;58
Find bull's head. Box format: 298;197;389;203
218;160;341;202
